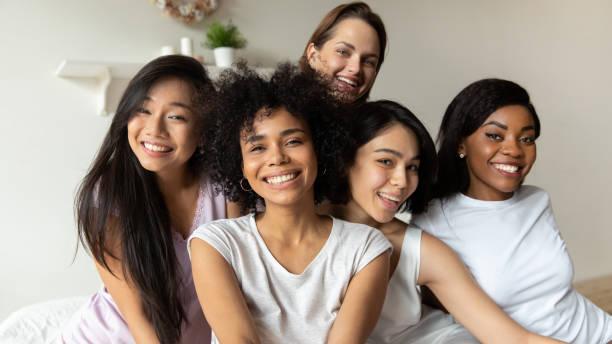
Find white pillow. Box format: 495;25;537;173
0;297;88;344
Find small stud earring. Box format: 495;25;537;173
458;153;465;159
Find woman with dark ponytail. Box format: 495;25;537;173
62;55;232;343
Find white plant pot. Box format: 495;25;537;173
213;47;235;68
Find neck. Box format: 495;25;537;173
331;200;382;230
156;166;197;199
258;196;323;244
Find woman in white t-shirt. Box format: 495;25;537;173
413;78;612;343
327;100;563;344
188;64;391;344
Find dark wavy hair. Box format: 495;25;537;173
75;55;215;343
299;2;387;102
340;100;437;214
435;78;540;199
203;63;350;212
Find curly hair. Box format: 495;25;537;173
203;63;351;212
435;78;540;198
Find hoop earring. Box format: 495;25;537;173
458;153;465;159
240;178;252;192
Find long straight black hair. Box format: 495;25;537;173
75;55;214;343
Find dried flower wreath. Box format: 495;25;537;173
153;0;218;24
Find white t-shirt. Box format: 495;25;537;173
413;185;612;343
188;214;391;344
368;226;478;344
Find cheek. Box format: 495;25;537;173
320;52;344;73
350;165;387;196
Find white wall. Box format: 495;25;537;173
1;0;610;320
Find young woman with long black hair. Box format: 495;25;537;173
62;55;233;343
413;79;612;343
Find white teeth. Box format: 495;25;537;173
144;142;171;152
265;173;297;185
494;164;519;173
378;192;401;202
337;76;357;86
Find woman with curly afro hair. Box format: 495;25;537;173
188;64;392;343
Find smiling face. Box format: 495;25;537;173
127;77;198;178
307;18;380;103
348;123;420;225
459;105;537;201
240;107;318;209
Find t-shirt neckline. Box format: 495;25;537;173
249;213;337;277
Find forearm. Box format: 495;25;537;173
95;261;160;344
327;253;390;343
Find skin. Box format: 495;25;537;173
98;77;237;343
331;122;564;344
307;18;380;103
458;104;537;201
191;107;390;343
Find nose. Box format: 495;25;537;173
346;55;361;75
144;113;166;136
501;139;523;157
389;166;408;189
267;144;289;166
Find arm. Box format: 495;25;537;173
94;217;159;344
190;238;260;344
418;232;565;344
327;252;390;344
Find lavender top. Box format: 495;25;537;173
62;175;226;344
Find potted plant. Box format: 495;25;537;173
203;20;247;67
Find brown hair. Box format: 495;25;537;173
299;2;387;102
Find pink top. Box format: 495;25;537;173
62;176;226;344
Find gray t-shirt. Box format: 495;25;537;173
188;214;391;344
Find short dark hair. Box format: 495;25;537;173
435;78;541;198
340;100;437;214
299;2;387;102
203;63;350;212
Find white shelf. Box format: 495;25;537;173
55;60;272;116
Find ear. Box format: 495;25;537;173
306;42;319;68
457;140;466;157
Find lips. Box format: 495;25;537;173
143;141;172;153
264;171;300;185
492;163;522;175
377;191;403;210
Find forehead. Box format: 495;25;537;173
361;123;419;155
243;107;310;137
146;77;193;103
482;105;535;128
326;18;380;53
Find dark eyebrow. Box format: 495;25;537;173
245;128;305;144
521;125;535;132
482;121;535;132
482;121;507;130
374;148;420;161
335;41;379;59
280;128;305;136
